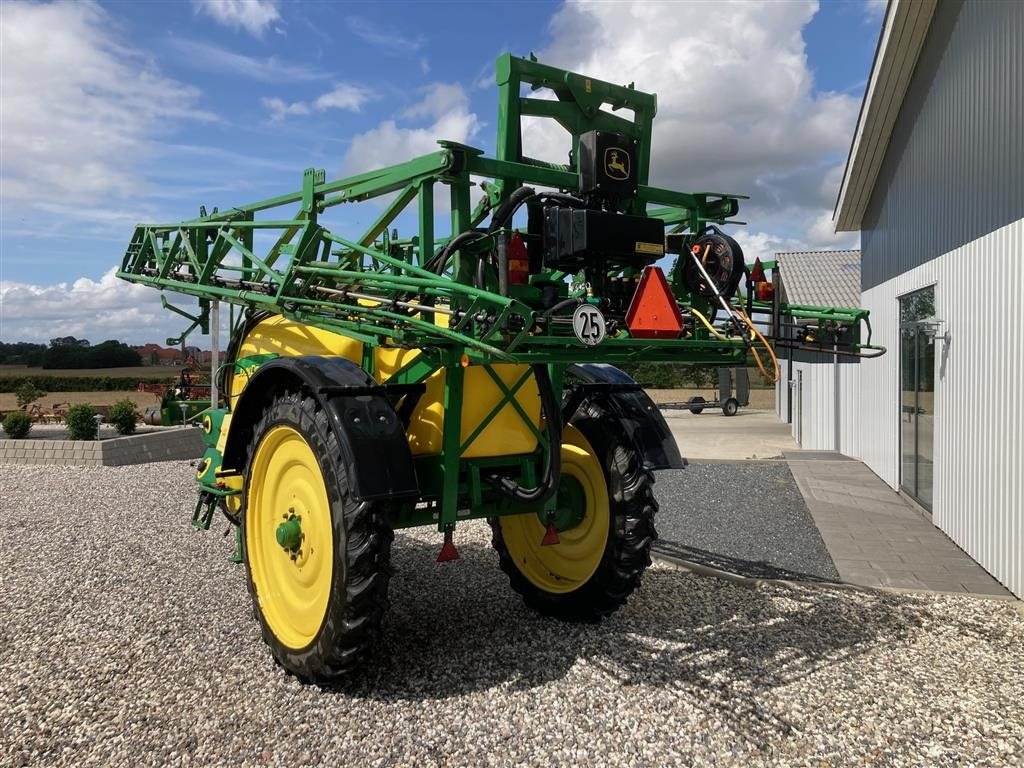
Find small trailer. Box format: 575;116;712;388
661;367;750;416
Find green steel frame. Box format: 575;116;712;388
118;53;883;534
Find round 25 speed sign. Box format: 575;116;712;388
572;304;607;346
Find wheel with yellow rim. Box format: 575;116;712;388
490;402;658;620
242;390;392;682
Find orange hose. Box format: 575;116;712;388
734;305;780;384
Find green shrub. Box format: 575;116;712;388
15;380;45;409
2;410;32;439
108;399;139;436
66;403;99;441
0;375;173;394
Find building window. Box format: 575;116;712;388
899;286;936;510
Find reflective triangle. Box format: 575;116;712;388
625;266;683;339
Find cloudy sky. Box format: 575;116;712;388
0;0;883;344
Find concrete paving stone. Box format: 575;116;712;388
853;497;912;514
938;564;999;580
867;556;914;568
915;580;971;594
832;557;873;571
958;579;1010;595
816;529;855;542
809;491;860;507
875;572;931;588
815;540;864;552
896;551;948;566
803;478;865;493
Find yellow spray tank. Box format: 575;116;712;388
232;315;541;458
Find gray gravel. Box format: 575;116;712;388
653;463;840;582
1;461;1023;767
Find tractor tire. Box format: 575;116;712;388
490;400;658;621
722;397;739;417
688;395;705;415
241;389;393;682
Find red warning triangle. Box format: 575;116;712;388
749;257;767;283
625;266;683;339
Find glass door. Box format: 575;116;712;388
899;287;936;510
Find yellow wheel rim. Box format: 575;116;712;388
498;426;609;593
246;425;334;650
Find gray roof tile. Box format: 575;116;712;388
775;250;861;309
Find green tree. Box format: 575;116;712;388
15;380;45;410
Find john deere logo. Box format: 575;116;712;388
604;148;630;180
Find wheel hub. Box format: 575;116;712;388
539;475;587;532
276;513;303;553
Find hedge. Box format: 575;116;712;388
0;375;174;393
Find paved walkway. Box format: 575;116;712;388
661;408;798;461
785;453;1011;597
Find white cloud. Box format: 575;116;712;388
0;269;213;345
167;37;329;82
0;1;213;211
262;83;372;121
733;231;808;264
342;83;481;175
804;210;859;250
345;16;425;53
262;97;312;121
192;0;281;37
864;0;888;20
314;84;372;111
530;0;861;249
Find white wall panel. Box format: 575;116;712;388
855;218;1023;597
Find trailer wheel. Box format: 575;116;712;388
687;396;705;415
490;404;658;621
722;397;739;417
241;389;392;682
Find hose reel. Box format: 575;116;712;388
681;227;745;301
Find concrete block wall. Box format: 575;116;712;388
0;427;204;467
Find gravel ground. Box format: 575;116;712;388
653;463;840;582
1;462;1022;767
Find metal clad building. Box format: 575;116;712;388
774;250;862;454
835;0;1023;596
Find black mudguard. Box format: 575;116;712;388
565;363;685;471
223;356;419;501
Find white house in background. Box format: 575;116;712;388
774;250;861;453
833;0;1022;596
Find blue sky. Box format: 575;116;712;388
0;0;883;344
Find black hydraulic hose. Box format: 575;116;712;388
542;297;582;316
496;230;509;297
431;230;486;275
487;186;536;233
475;256;487;290
487;364;561;505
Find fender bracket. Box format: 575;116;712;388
224;356;419;501
565;363;685;471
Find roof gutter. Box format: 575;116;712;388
833;0;938;232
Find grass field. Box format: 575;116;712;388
0;391;160;414
0;365;184;379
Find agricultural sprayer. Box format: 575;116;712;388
118;54;883;682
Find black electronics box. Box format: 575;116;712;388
542;208;665;271
579;131;638;197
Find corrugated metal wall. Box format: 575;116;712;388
775;350;860;453
856;218;1023;597
860;0;1024;290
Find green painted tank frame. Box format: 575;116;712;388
118;53;883;538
